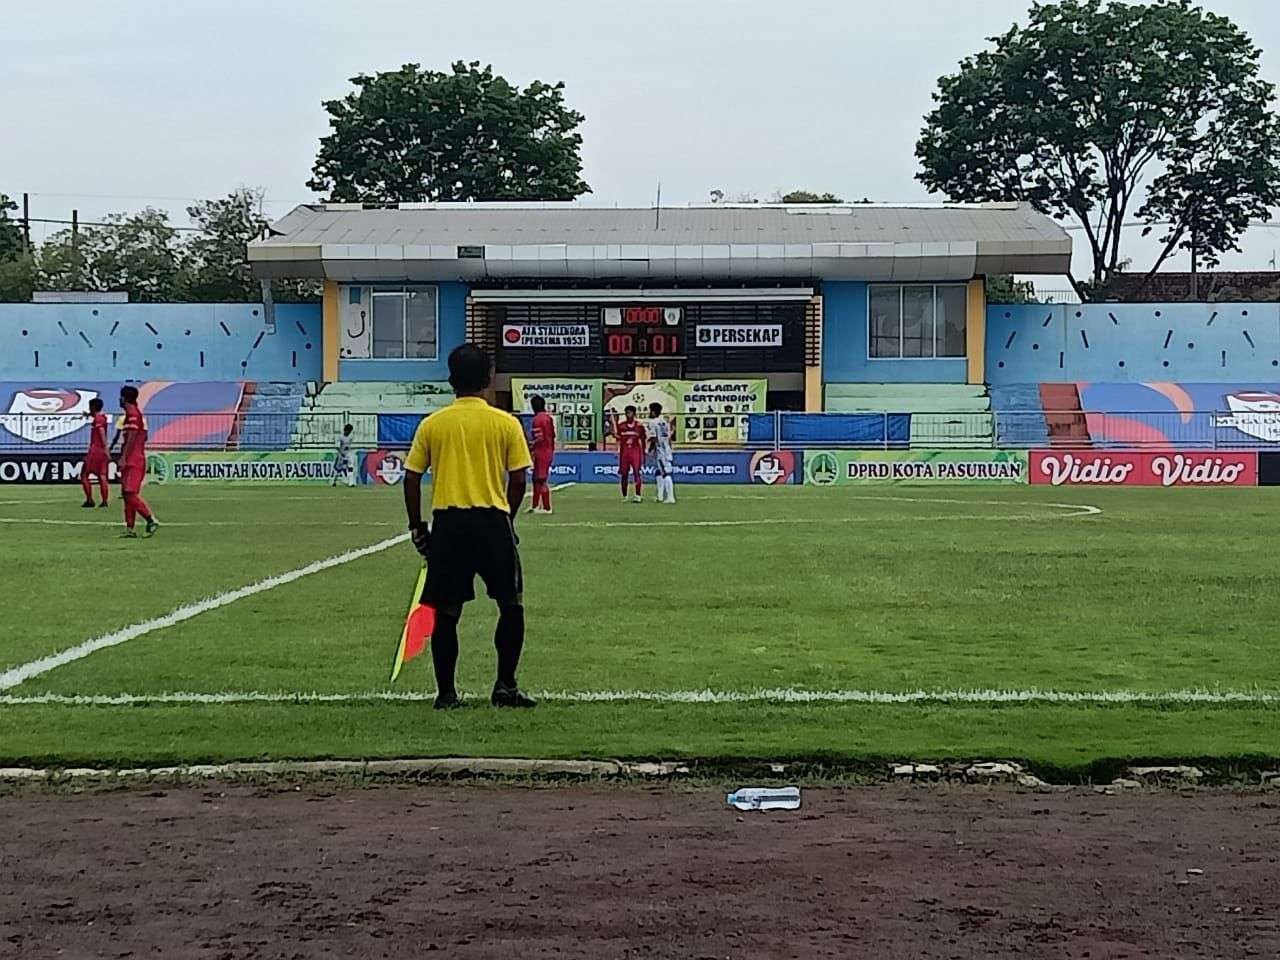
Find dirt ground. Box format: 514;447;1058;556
2;784;1278;959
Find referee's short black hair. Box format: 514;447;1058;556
448;344;492;394
530;395;546;413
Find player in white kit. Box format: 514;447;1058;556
647;402;675;503
332;423;356;487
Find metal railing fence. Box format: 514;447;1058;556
3;409;1278;453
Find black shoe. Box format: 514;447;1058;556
433;693;465;710
491;683;537;708
98;501;109;508
119;529;138;539
144;518;159;538
81;500;94;508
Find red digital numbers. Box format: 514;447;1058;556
606;331;681;357
622;306;663;326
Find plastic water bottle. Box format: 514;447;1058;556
726;786;801;811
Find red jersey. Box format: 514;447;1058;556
531;411;556;458
616;418;647;455
119;402;148;470
87;413;108;456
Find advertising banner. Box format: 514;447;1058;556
0;453;120;485
544;450;799;485
804;450;1028;485
501;324;590;349
148;452;337;484
603;379;767;445
694;325;783;348
1029;450;1257;487
510;378;603;444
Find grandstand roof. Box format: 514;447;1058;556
248;201;1071;282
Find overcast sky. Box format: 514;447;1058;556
5;0;1280;281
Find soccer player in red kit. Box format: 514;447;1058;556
528;394;556;514
112;385;158;538
80;397;110;508
615;405;646;503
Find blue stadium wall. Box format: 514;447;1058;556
987;303;1280;383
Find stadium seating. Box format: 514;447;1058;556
296;381;452;448
988;383;1050;448
238;382;306;451
825;383;994;448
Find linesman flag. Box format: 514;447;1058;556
390;565;435;683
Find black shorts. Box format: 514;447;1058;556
422;508;523;609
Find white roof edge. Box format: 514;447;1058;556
314;200;1031;213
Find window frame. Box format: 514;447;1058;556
865;283;968;360
367;284;440;361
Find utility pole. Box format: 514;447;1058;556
71;209;79;251
20;193;30;253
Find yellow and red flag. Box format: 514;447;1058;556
390;565;434;683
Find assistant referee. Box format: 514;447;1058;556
403;343;536;710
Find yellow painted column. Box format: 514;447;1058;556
804;294;823;411
633;364;655;381
965;277;986;386
322;279;340;383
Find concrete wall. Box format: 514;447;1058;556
0;303;322;382
987;303;1280;384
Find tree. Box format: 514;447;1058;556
985;275;1039;304
36;209;181;302
916;0;1280;300
307;61;589;202
180;188;269;302
780;190;843;203
85;209;180;302
0;253;37;302
0;194;23;262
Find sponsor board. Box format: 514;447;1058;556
749;451;799;485
694;325;783;348
148;452;338;484
360;450;408;486
803;450;1028;485
510;378;602;444
0;454;121;485
501;324;590;349
539;451;788;485
1029;450;1257;487
0;388;99;444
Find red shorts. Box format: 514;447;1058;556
83;454;110;478
532;453;553;482
120;465;145;495
619;450;643;474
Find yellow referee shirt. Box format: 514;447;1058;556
404;397;533;511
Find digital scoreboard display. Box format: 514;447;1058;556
602;306;684;358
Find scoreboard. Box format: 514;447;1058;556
493;299;804;374
602;306;684;359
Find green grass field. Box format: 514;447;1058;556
1;481;1277;774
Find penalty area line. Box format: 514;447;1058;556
2;687;1277;706
0;533;410;692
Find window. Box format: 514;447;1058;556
370;286;438;359
867;284;967;359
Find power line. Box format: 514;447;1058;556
22;217;201;232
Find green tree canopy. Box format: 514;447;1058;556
916;0;1280;299
180;187;270;302
37;209;180;302
308;61;589;203
0;194;23;262
780;190;843;203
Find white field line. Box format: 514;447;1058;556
0;534;410;691
1;687;1277;706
